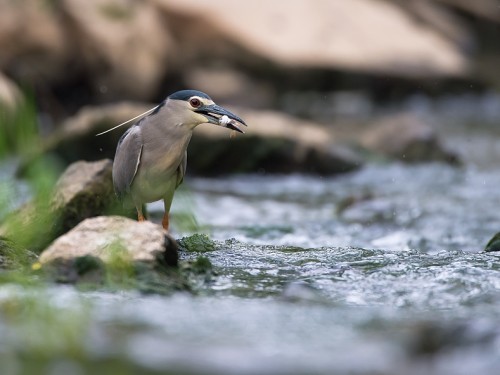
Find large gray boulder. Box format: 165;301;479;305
154;0;468;78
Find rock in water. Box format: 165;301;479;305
39;216;178;267
52;159;117;232
1;159;129;253
484;232;500;252
360;113;461;165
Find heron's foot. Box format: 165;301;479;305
162;214;169;231
138;213;146;222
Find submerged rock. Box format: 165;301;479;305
178;234;217;253
408;320;499;358
281;281;327;304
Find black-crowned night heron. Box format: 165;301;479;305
111;90;246;231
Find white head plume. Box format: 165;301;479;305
95;104;160;136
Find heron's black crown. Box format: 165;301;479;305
168;90;212;101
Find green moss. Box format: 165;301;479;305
105;241;135;288
0;92;38;158
177;234;216;253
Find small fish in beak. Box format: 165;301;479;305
219;114;245;134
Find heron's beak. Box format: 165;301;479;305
196;104;247;133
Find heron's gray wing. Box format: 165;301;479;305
112;125;143;199
175;150;187;188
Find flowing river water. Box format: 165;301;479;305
1;116;500;374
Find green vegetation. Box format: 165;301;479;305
0;94;63;271
0;94;38;158
105;241;136;287
1;157;63;253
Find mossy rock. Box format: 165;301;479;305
177;234;216;253
484;232;500;252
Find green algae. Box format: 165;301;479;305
177;234;216;253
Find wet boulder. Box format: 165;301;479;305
52;159;120;232
39;216;178;267
359;113;461;165
38;216;181;291
2;159;123;253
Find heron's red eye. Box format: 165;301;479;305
189;98;201;108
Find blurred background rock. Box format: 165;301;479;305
1;0;500;173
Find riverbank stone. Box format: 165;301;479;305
40;216;178;266
1;158;131;253
39;216;183;292
52;159;121;232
